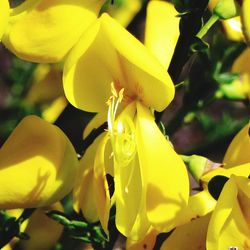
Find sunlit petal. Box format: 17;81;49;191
126;228;158;250
222;17;244;42
93;133;111;233
161;213;211;250
136;102;189;231
83;112;107;139
73;135;101;222
63;13;174;113
0;115;78;209
223;122;250;167
145;0;179;69
3;0;105;63
207;176;250;249
0;0;9;40
201;163;250;191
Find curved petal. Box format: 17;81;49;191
25;64;64;105
83;112;107;139
0;115;78;209
161;213;211;250
201;163;250;186
42;97;68;123
206;176;250;250
0;0;9;40
113;103;143;237
241;0;250;43
3;0;105;63
135;102;189;232
222;17;244;42
127;159;151;241
115;154;143;237
173;189;216;228
93;133;111;233
126;228;158;250
20;203;64;250
63;13;174;113
223;122;250;167
145;1;179;69
106;0;142;27
73;135;101;222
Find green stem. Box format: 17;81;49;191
196;14;220;39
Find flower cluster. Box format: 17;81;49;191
0;0;249;249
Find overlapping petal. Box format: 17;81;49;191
0;115;78;209
201;162;250;185
161;213;211;250
73;132;111;233
63;13;174;113
0;0;9;40
145;0;179;69
136;102;189;231
113;102;143;236
3;0;105;63
206;176;250;249
73;135;101;223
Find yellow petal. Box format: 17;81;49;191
135;102;189;232
241;0;250;43
232;48;250;73
223;122;250;167
106;0;142;27
83;112;107;139
126;228;158;250
201;163;250;185
222;17;244;42
93;133;111;233
0;115;78;209
63;13;174;113
206;176;250;250
42;96;68;123
20;203;64;250
161;213;211;250
114;154;143;237
73;134;103;222
25;64;64;105
170;189;216;229
3;0;105;63
145;0;179;69
0;0;9;40
128;177;151;241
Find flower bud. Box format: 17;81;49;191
213;0;240;19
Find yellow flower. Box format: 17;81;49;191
0;0;9;40
223;121;250;167
207;175;250;249
66;1;189;241
2;0;105;63
161;176;250;250
0;115;78;209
